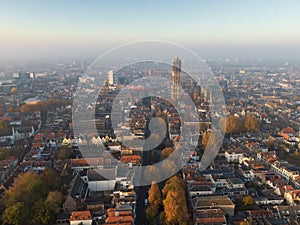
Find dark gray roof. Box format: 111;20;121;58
70;174;88;201
87;168;116;181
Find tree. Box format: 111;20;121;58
2;202;30;225
242;195;255;206
146;182;162;224
202;131;211;149
148;182;161;209
7;106;15;113
4;171;44;207
162;175;185;198
240;221;252;225
0;120;7;129
46;191;64;206
237;195;258;211
40;170;60;192
2;170;62;224
265;135;276;149
19;104;31;113
163;190;189;225
243;115;259;133
161;147;174;159
32;200;52;225
0;148;8;160
10;87;18;95
146;207;159;225
57;146;73;159
150;150;159;163
161;175;191;224
219;115;241;135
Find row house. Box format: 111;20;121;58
194;208;226;225
70;211;92;225
271;161;300;182
104;204;134;225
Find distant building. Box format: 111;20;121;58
24;97;43;105
108;70;114;85
171;57;181;101
0;81;19;93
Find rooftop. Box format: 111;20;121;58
70;210;92;221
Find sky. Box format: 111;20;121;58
1;0;300;62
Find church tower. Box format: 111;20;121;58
171;57;181;100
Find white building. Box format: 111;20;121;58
108;70;114;85
84;169;116;192
225;148;243;163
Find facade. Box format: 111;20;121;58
86;169;116;192
225;148;243;163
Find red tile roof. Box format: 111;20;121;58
281;126;296;134
70;211;92;221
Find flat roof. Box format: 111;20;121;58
193;195;235;208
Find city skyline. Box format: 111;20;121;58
1;0;300;62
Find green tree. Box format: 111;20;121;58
0;148;8;160
242;195;255;206
237;195;258;211
40;170;60;192
4;171;44;207
0;120;7;129
2;202;30;225
150;150;159;163
2;170;62;224
32;200;52;225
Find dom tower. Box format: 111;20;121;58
171;57;182;101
